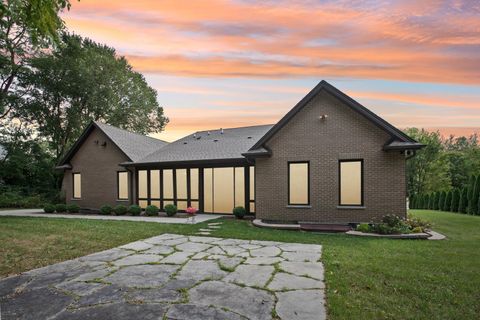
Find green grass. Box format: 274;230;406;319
1;210;479;319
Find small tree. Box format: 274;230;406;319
443;191;452;212
458;188;468;213
450;189;460;212
466;175;476;214
428;193;434;210
409;195;416;209
438;191;446;211
470;176;480;215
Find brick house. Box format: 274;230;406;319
57;81;423;223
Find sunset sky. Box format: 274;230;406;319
63;0;480;142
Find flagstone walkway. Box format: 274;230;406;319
0;234;326;320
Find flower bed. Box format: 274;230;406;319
354;214;431;236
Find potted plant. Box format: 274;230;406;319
186;206;198;223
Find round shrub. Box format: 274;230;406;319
145;205;159;216
113;205;127;215
66;204;80;213
411;226;423;233
233;206;246;219
128;205;142;216
164;204;177;217
43;204;55;213
356;223;371;233
100;205;112;215
55;204;67;213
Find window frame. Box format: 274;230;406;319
338;159;364;207
117;171;129;200
288;161;310;206
72;172;81;199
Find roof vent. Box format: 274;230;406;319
220;128;224;134
183;141;188;145
213;139;218;142
196;136;201;140
207;131;210;135
247;136;252;139
193;133;196;138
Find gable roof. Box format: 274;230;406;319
132;124;273;165
57;121;168;166
248;80;423;153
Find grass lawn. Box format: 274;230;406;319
1;210;479;319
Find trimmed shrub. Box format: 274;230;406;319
55;203;67;213
356;223;371;233
470;176;480;215
233;206;246;219
427;194;433;209
433;192;440;210
438;191;446;211
458;188;468;213
409;195;416;209
43;204;55;213
443;191;452;212
411;226;423;233
164;204;177;217
113;205;127;215
406;213;431;231
477;193;480;216
66;204;80;213
100;205;112;215
128;205;142;216
450;189;460;212
146;205;160;216
466;175;476;214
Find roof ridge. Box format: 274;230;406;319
94;121;168;144
193;123;274;134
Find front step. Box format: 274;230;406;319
300;224;352;233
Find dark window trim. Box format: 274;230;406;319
117;171;129;200
72;172;81;199
338;159;364;207
288;161;310;206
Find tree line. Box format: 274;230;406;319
410;175;480;215
0;1;168;206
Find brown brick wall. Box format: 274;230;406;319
62;127;134;209
255;90;406;223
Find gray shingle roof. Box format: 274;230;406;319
94;122;168;162
135;124;274;164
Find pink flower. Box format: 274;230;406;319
186;207;198;215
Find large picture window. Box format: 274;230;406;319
339;160;363;206
72;173;81;199
117;171;129;200
288;162;309;205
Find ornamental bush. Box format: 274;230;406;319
164;204;177;217
113;204;127;215
470;176;480;215
146;205;160;216
55;203;67;213
43;204;55;213
443;191;452;212
356;223;371;233
100;205;112;215
458;188;468;213
450;189;460;212
233;206;246;219
433;192;440;210
128;205;142;216
66;204;80;213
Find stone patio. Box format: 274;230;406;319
0;234;326;320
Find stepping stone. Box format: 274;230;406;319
119;241;153;251
208;226;221;229
160;252;193;265
206;246;226;255
144;233;185;244
104;264;179;288
195;232;211;235
126;287;181;303
250;246;281;257
244;256;284;265
268;273;324;291
80;248;133;262
143;245;174;255
1;287;74;320
189;281;274;320
278;243;322;254
236;251;251;258
224;264;274;287
239;243;262;250
71;268;115;282
112;254;161;267
207;222;223;226
54;302;168;320
176;260;227;282
213;238;249;246
279;261;324;280
166;304;244;320
250;240;281;246
199;228;212;232
162;237;189;246
55;280;105;296
75;285;126;307
281;251;321;262
276;290;326;320
191;252;210;260
209;256;243;270
0;274;31;298
176;242;212;253
218;245;246;256
188;236;222;243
